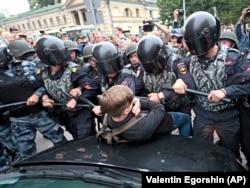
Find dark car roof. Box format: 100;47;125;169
13;134;244;172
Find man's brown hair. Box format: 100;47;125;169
99;85;134;117
114;26;123;32
9;27;18;33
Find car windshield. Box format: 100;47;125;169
0;165;141;188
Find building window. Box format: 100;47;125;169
56;16;61;25
37;20;42;27
136;8;140;17
43;19;48;27
27;23;30;30
17;25;21;31
63;15;67;24
149;10;153;18
49;18;54;26
32;22;36;29
114;7;119;16
125;8;132;17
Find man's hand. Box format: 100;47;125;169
132;98;141;116
148;93;160;103
70;87;81;98
42;95;54;108
27;94;39;106
172;79;187;94
208;89;226;102
92;105;103;116
66;98;77;109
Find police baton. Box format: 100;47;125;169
53;103;91;108
77;95;95;108
162;86;231;103
0;101;27;109
0;101;91;109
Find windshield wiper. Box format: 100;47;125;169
3;167;141;188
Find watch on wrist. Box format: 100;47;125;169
158;93;165;104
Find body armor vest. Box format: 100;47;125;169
0;65;35;104
189;45;232;111
240;49;250;108
143;54;188;109
101;69;135;93
42;62;78;103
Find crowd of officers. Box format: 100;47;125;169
0;7;250;173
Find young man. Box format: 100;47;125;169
93;85;191;141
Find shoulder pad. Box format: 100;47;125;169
228;47;239;54
82;63;91;72
36;68;42;75
124;64;132;69
71;67;77;73
121;68;136;77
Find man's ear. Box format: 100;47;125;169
124;107;130;115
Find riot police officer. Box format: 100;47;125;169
6;39;66;159
0;40;20;172
92;41;136;94
82;43;102;89
137;35;192;116
63;39;84;67
35;36;101;140
172;11;247;159
124;42;148;96
219;30;239;50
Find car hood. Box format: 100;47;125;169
13;134;244;172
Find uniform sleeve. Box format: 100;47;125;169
71;67;101;98
172;56;196;89
119;72;136;94
125;98;166;140
224;82;250;98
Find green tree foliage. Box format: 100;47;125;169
157;0;249;26
27;0;61;9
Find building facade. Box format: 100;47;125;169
0;0;159;37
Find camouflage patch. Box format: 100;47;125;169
177;63;187;74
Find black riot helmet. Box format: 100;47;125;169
126;42;138;60
82;43;95;61
8;40;35;59
63;40;80;53
184;11;220;57
35;36;71;66
92;41;123;75
137;35;165;74
0;40;13;67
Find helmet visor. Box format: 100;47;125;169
95;55;123;75
42;48;70;66
140;50;165;74
185;36;211;56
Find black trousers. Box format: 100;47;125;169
238;104;250;166
66;108;96;140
